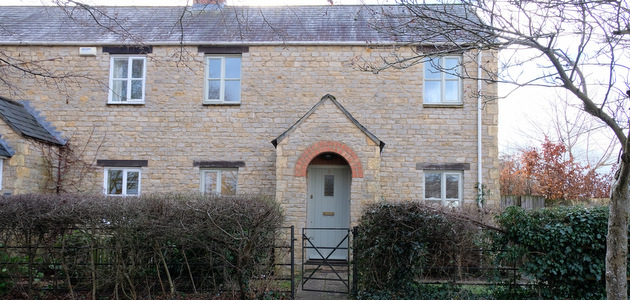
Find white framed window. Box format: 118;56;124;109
424;56;462;104
108;56;146;104
104;168;141;196
201;168;238;195
424;171;462;206
204;55;242;104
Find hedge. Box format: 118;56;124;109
0;193;285;300
494;205;621;299
353;203;625;299
353;202;491;299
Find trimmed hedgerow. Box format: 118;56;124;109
0;193;284;300
494;205;623;300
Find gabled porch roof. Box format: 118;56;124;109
271;94;385;153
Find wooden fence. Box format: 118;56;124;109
501;195;545;210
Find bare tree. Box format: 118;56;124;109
359;0;630;298
520;95;617;172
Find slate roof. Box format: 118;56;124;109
0;97;65;146
272;94;385;152
0;136;14;158
0;5;482;45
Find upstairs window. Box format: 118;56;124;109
424;171;462;206
104;168;141;196
201;168;238;195
424;56;462;104
109;56;146;104
205;55;242;104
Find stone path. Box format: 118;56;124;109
294;269;352;300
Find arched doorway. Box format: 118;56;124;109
306;152;351;261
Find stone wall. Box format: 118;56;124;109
0;44;500;213
0;120;50;195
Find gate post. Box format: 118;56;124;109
351;226;359;296
290;225;295;300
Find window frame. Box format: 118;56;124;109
200;168;239;195
423;171;463;206
423;56;462;105
108;55;147;104
103;167;141;196
204;55;242;104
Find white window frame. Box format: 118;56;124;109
200;168;238;195
204;55;242;104
103;168;141;196
423;56;462;105
108;56;147;104
424;171;463;206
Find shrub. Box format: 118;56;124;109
0;193;284;300
494;205;618;299
353;202;490;299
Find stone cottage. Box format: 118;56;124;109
0;1;498;259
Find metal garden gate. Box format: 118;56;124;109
301;227;351;294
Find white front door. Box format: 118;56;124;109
307;166;350;260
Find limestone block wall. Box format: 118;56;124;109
0;44;499;209
0;121;50;195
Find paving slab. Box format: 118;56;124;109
295;269;352;300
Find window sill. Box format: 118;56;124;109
107;102;145;106
202;102;241;106
423;103;463;108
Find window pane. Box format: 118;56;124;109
207;80;220;100
131;80;143;100
207;58;221;79
113;58;128;78
445;174;460;199
126;171;139;195
444;58;459;79
111;80;127;102
324;175;335;197
108;170;123;195
424;81;441;103
131;59;144;78
225;57;241;79
444;80;459;102
224;81;241;102
203;171;218;194
221;170;238;195
424;58;441;79
425;173;441;199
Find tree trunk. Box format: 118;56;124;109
606;157;630;299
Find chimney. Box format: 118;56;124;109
193;0;226;10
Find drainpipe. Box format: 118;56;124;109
477;47;483;209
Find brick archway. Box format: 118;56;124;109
294;140;363;178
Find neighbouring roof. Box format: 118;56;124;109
272;94;385;152
0;5;482;45
0;136;14;158
0;96;65;146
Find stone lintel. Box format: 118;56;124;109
416;163;470;171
